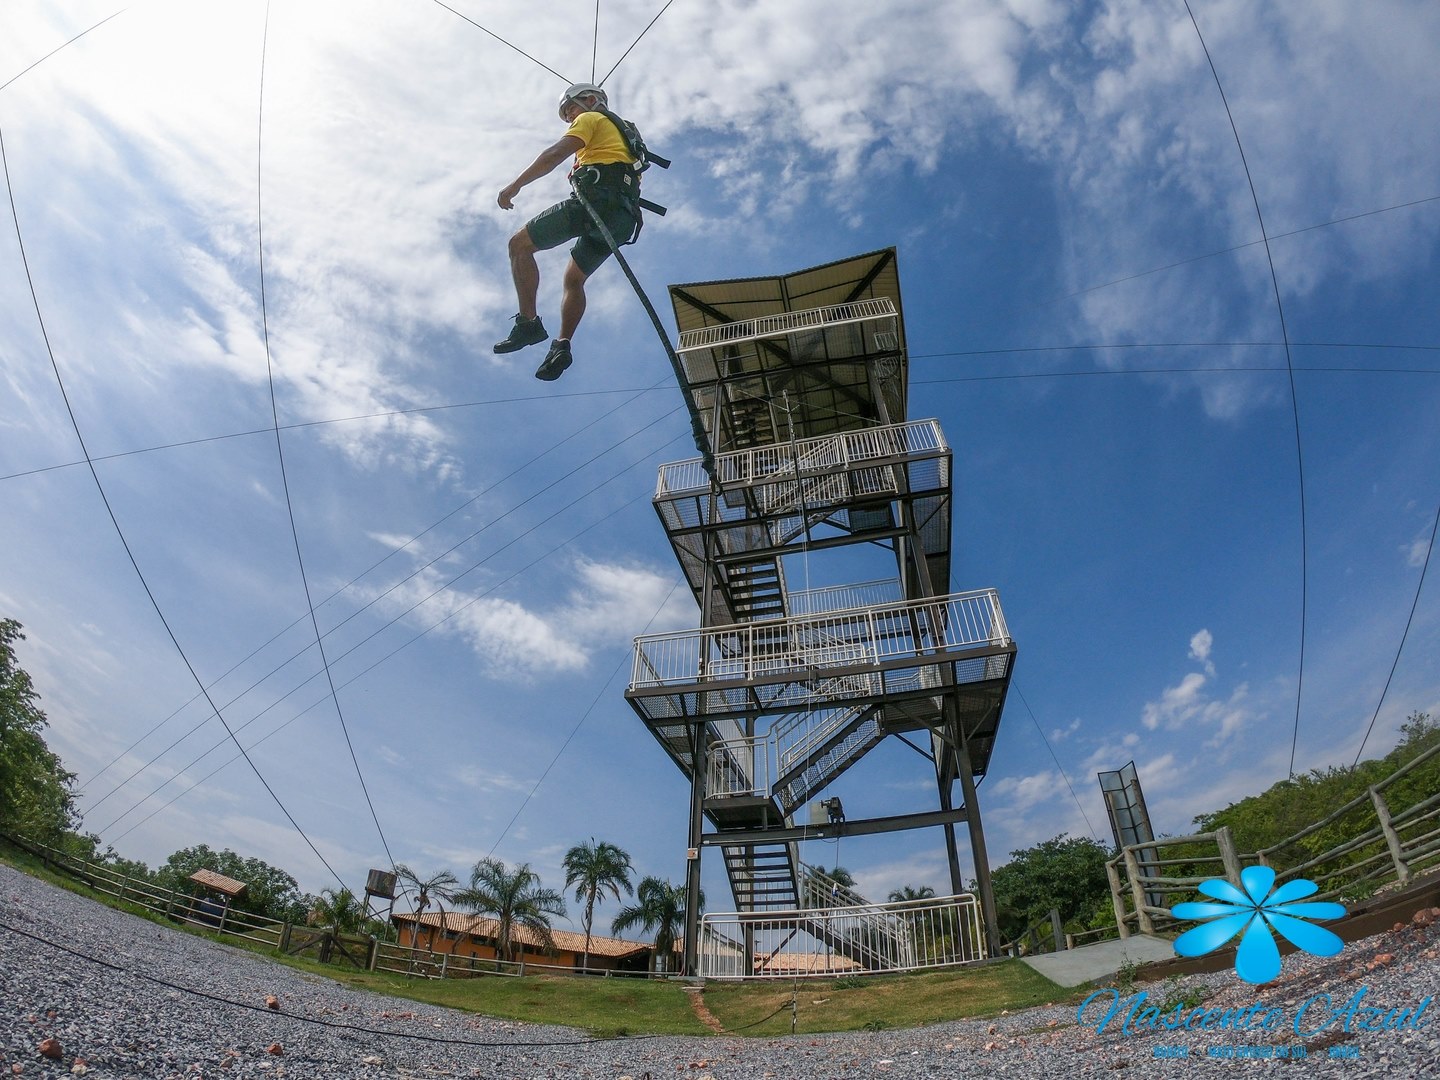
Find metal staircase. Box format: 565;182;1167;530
722;842;800;911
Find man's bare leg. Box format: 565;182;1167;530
558;257;589;341
508;228;542;320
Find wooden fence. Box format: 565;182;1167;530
4;834;372;968
1108;739;1440;938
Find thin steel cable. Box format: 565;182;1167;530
599;0;677;86
253;2;394;868
0;120;348;894
1009;192;1440;320
486;577;683;857
85;403;683;827
107;446;680;844
76;378;671;796
0;380;657;483
1185;0;1309;779
591;0;601;82
0;920;681;1049
8;351;1438;486
1013;686;1102;843
0;8;127;94
1352;499;1440;765
93;421;683;837
428;0;570;82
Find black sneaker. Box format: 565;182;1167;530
534;339;573;381
493;314;547;354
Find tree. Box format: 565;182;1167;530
0;619;78;841
611;876;701;974
311;886;365;932
394;864;460;950
456;858;565;964
987;834;1112;937
562;838;634;971
154;844;307;923
886;883;936;903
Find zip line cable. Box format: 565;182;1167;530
0;920;678;1051
82;401;685;824
571;183;712;469
428;0;570;83
486;577;683;858
6;349;1438;487
591;0;601;82
0;8;126;94
1000;191;1440;323
91;424;685;839
1013;686;1102;844
1185;0;1310;780
1352;499;1440;766
1;120;349;896
599;0;677;86
5;352;1434;489
75;377;674;797
106;450;681;845
253;1;395;869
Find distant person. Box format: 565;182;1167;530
494;82;644;381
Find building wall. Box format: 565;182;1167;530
398;923;648;972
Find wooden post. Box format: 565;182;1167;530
1370;787;1411;885
165;887;176;920
1049;909;1064;954
1106;858;1130;939
1123;846;1154;935
279;922;292;953
1217;826;1243;888
367;936;379;971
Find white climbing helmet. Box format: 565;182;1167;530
558;82;607;119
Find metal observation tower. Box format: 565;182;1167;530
624;249;1017;976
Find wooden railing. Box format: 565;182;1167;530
1107;739;1440;938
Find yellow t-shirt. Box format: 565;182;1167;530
565;110;635;168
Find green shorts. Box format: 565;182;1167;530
525;191;638;276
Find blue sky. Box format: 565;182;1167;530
2;0;1437;925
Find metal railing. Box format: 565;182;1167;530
698;892;985;978
655;418;945;498
630;588;1010;689
676;298;897;355
788;579;902;616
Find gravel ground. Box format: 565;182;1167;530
3;863;1437;1079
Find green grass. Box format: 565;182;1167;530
699;962;1074;1035
2;843;1081;1037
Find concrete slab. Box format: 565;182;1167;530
1020;934;1177;988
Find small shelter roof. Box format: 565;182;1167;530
188;868;247;898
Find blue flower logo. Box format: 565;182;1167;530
1170;866;1346;984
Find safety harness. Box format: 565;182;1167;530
570;107;669;246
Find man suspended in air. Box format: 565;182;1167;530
494;82;649;381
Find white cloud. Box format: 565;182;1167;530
1404;534;1432;569
1189;628;1212;664
985;769;1065;814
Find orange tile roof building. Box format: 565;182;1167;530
391;911;656;973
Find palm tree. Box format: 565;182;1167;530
886;883;936;904
611;876;701;974
455;858;566;965
562;839;634;971
394;864;460;950
312;886;364;932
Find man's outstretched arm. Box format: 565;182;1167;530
498;135;584;209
